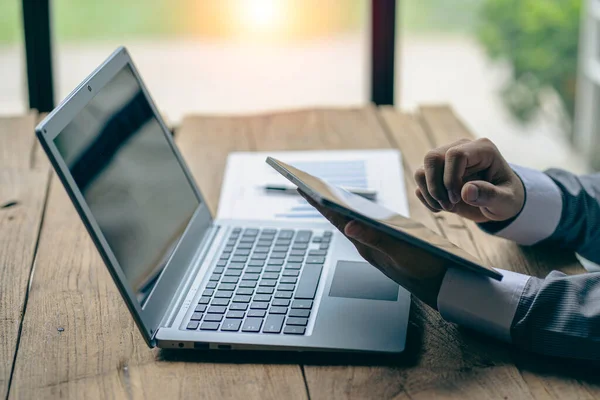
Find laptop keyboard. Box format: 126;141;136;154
185;227;331;335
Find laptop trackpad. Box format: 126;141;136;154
329;261;399;301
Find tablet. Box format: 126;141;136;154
266;157;503;281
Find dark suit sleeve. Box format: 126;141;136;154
511;271;600;360
484;167;600;359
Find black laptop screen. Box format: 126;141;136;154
54;65;200;305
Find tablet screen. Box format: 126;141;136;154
267;157;502;280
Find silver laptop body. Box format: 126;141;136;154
35;47;410;353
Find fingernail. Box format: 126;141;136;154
448;191;459;204
465;184;479;202
345;221;361;238
440;201;453;211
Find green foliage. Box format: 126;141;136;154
477;0;582;123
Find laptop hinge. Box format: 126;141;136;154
152;224;222;340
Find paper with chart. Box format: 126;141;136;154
217;149;409;222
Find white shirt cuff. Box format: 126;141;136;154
437;268;530;342
493;165;563;245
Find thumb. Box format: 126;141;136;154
461;180;519;221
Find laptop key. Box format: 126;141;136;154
288;256;304;263
257;287;274;294
323;230;333;237
254;294;272;302
306;256;326;264
250;302;268;310
280;277;297;284
319;243;330;250
286;317;308;326
275;240;291;247
295;230;312;243
275;291;293;299
221;319;242;332
285;263;302;270
254;246;270;253
273;246;289;253
272;299;290;307
207;306;227;314
219;283;236;291
265;266;281;273
242;273;260;281
237;242;253;249
233;295;252;303
231;256;248;263
204;314;223;322
279;230;294;239
217;260;227;267
244;228;259;236
187;321;199;330
195;304;207;313
262;272;279;280
291;300;313;309
199;296;211;304
291;243;308;250
248;310;266;318
200;322;220;330
241;317;264;332
267;258;284;266
289;309;310;318
308;250;327;256
270;252;287;259
233;227;242;233
228;262;245;270
220;253;231;260
211;298;229;306
240;237;255;243
282;270;300;277
290;250;305;257
312;237;322;243
295;265;323;299
278;284;295;291
222;276;239;284
263;228;277;234
226;310;245;319
239;280;257;288
259;279;277;287
269;306;288;314
230;303;248;311
215;290;233;298
209;274;221;281
246;267;262;274
283;325;306;335
206;281;218;289
250;253;267;260
263;315;285;334
213;267;225;274
190;312;203;321
248;260;265;267
234;249;250;257
236;288;254;296
225;269;242;277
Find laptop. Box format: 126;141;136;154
35;47;410;353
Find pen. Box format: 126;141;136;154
264;184;377;200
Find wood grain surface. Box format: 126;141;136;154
2;107;598;399
0;114;51;399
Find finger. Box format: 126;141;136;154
344;220;409;256
461;180;514;221
415;188;441;213
423;149;451;210
298;190;351;232
414;167;442;211
443;139;497;204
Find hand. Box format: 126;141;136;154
299;191;447;309
414;138;525;223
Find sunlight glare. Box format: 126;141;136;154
239;0;282;32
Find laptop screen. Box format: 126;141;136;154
53;65;200;305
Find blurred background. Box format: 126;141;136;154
0;0;595;171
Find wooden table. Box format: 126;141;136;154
1;106;599;399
